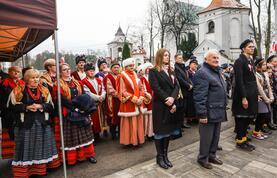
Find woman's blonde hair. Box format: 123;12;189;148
23;69;40;82
59;63;70;76
154;48;172;72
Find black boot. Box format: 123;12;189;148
110;125;116;140
163;137;173;168
164;137;173;167
154;139;169;169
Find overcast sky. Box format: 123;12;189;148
30;0;213;56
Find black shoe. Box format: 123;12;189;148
268;123;277;130
197;160;213;169
244;141;255;150
262;128;273;134
182;123;191;129
163;137;173;168
87;157;97;164
209;158;223;165
217;145;223;151
236;142;254;152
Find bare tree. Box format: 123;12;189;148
264;0;272;59
250;0;263;57
146;2;159;62
167;0;198;50
154;0;171;48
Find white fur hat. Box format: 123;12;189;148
123;58;135;68
141;62;153;74
136;63;144;73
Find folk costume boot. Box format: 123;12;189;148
154;139;169;169
163;137;173;168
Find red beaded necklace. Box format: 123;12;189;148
27;87;41;100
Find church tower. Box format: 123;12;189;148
107;26;132;61
193;0;251;63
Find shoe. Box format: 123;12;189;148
261;128;272;134
217;145;223;151
155;139;169;169
260;132;268;139
268;123;277;130
87;157;97;164
209;158;223;165
197;160;213;169
252;132;265;140
236;142;254;152
244;141;255;150
163;137;173;168
182;123;191;129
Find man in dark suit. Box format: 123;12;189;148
232;39;257;151
174;53;193;129
193;49;227;169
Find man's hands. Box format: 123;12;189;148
26;103;43;112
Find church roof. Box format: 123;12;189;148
115;26;125;36
198;0;249;14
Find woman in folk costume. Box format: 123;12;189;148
138;62;154;140
0;66;24;159
149;48;180;169
252;58;274;140
40;58;56;93
9;69;60;178
52;63;97;165
117;58;146;147
103;61;121;140
82;63;107;140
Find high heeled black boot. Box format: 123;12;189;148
163;137;173;168
154;139;169;169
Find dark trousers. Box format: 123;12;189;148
198;122;221;163
235;117;252;140
272;104;277;124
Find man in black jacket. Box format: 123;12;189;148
232;39;257;152
174;53;192;129
194;49;227;169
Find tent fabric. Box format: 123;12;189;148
0;0;57;62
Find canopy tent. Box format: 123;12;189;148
0;0;56;61
0;1;68;177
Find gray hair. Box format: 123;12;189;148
204;49;219;59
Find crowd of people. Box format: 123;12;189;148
0;39;277;177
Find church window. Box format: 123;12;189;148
208;21;215;33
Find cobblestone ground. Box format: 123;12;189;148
105;127;277;178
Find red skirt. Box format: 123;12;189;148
1;128;15;159
53;117;96;165
12;158;60;178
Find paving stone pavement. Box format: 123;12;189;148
105;127;277;178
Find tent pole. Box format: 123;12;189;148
54;30;67;178
21;56;24;68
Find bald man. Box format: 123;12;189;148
193;49;227;169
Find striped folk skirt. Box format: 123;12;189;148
54;116;96;165
12;120;60;178
1;128;15;159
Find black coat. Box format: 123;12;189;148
149;68;180;134
232;54;258;116
174;63;192;98
193;62;227;123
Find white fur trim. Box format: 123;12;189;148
141;62;153;74
63;139;94;151
118;106;140;117
122;71;134;90
12;154;58;166
144;110;152;114
140;107;147;114
123;58;135;68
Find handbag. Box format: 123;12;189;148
67;109;91;126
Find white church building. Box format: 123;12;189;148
193;0;252;64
